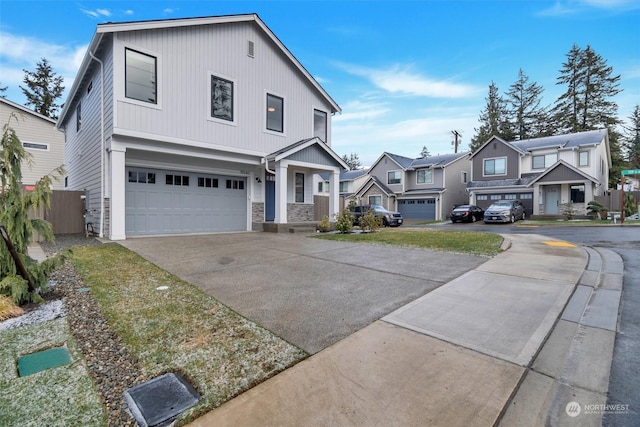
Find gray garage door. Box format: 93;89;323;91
476;193;534;217
125;168;247;236
397;198;436;220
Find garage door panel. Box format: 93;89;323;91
126;168;247;236
398;198;436;220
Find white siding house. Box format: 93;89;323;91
0;98;65;190
56;14;347;240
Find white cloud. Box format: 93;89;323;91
339;63;482;99
124;10;134;16
81;8;112;19
538;0;640;16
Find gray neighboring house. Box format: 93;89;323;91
353;151;470;221
467;130;610;216
55;14;347;240
315;168;369;208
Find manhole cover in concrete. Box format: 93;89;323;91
124;372;200;427
18;345;72;377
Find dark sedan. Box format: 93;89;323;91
450;205;484;223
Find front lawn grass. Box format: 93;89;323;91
0;318;105;427
69;244;307;425
314;228;504;256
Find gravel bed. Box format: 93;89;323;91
41;235;145;426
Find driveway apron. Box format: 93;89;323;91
118;232;489;354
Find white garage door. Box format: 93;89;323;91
125;168;247;236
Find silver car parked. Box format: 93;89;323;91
483;200;526;224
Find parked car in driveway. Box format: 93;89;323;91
484;200;526;224
450;205;484;223
352;205;403;227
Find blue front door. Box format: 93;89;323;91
265;179;275;221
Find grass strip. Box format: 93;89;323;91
0;318;105;427
69;244;307;425
313;228;504;256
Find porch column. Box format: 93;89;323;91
329;169;340;222
274;162;288;224
109;147;126;240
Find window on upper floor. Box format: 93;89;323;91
210;75;234;122
417;169;433;184
76;102;82;132
125;48;157;104
579;151;589;167
571;184;585;203
295;172;304;202
388;170;402;185
532;153;558;169
484;157;506;176
266;93;284;133
339;182;348;192
314;109;327;142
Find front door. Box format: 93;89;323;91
544;186;560;214
265;176;275;221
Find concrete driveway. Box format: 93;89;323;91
119;232;488;354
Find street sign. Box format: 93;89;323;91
621;169;640;175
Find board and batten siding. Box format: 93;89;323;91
62;38;115;224
111;21;334;155
0;100;65;189
472;140;520;181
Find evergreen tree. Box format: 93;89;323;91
607;126;627;189
623;105;640;169
342;152;362;170
20;58;65;119
553;44;621;133
505;69;549;140
419;146;430;158
469;81;513;152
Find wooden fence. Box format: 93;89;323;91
29;190;86;239
595;190;640;213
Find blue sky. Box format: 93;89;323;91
1;0;638;165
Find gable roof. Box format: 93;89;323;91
319;168;368;182
369;152;414;171
355;175;396;197
411;152;469;169
266;137;348;169
0;97;57;125
528;160;598;186
57;13;340;127
469;135;526;159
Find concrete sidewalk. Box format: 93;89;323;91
187;234;623;427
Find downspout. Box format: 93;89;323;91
88;50;105;238
262;157;275;175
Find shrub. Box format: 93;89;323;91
560;201;579;220
586;200;607;219
334;210;354;234
316;215;331;232
358;208;382;232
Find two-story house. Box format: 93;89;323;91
467;129;610;216
55;14;347;240
353;151;470;221
0;97;65;190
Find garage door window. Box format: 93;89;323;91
166;175;189;186
226;179;245;190
129;171;156;184
198;177;219;188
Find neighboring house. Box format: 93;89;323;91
56;14;347;240
467;129;610;216
315;168;369;208
354;151;470;221
0;97;64;190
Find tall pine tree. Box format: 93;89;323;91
623;105;640;169
505;69;549;140
469;81;513;152
553;44;621;133
20;58;65;119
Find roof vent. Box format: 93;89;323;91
248;40;255;58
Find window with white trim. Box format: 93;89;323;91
314;109;327;142
484;157;506;176
339;182;348;192
532;153;557;169
125;48;157;104
571;184;585;203
579;151;589;167
295;173;304;202
388;170;402;185
210;75;234;121
23;142;49;151
266;93;284;132
417;169;433;184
